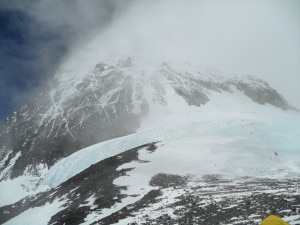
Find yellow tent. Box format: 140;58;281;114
260;215;291;225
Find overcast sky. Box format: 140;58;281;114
1;0;300;121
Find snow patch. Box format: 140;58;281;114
0;151;21;180
0;175;50;207
3;198;67;225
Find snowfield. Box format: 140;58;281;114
43;89;300;188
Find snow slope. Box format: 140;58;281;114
42;88;300;189
3;198;67;225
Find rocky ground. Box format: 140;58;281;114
1;143;299;225
100;174;300;225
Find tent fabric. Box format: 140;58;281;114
260;215;290;225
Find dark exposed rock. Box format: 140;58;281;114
149;173;187;188
233;77;291;110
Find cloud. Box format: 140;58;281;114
1;0;299;121
0;0;129;120
87;0;300;108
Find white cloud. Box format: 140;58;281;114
87;0;300;108
2;0;299;111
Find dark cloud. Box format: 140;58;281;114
0;0;129;121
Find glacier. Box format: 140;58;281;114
43;88;300;188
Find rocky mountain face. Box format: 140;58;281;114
0;57;293;180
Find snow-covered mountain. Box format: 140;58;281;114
0;57;293;178
0;56;299;224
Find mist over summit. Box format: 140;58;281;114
1;0;300;119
